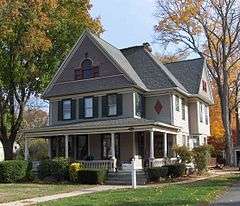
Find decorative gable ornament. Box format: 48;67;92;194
154;99;162;114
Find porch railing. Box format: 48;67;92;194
149;158;178;167
79;160;116;172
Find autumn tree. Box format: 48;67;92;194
0;0;103;160
154;0;240;165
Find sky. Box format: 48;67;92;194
90;0;160;52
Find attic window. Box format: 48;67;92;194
75;58;99;80
202;80;207;92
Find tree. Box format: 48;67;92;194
154;0;240;165
0;0;103;160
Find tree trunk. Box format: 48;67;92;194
1;137;14;160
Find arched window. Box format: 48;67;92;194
75;59;99;80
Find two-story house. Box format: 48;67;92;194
24;30;213;171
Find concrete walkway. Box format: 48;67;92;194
213;181;240;206
0;185;131;206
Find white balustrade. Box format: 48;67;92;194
79;160;116;171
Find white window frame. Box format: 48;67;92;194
84;97;93;118
63;100;71;120
205;105;209;125
108;94;117;116
175;95;180;111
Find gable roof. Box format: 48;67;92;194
164;58;205;94
121;46;187;92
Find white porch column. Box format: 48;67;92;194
88;134;91;156
164;133;168;158
132;132;136;157
111;133;116;159
24;138;30;161
48;138;52;159
149;130;154;159
65;135;69;159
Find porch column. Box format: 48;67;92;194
149;130;154;159
24;138;30;161
65;135;69;159
132;132;136;157
48;138;52;159
111;133;116;159
164;133;168;158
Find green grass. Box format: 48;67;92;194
0;183;90;203
39;175;240;206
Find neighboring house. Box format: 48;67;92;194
24;30;213;171
0;140;20;161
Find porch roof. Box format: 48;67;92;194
23;118;180;138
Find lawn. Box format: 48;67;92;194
39;174;240;206
0;183;90;203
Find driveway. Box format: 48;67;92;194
213;181;240;206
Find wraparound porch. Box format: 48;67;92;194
23;118;180;171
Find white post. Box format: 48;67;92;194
149;130;154;159
88;134;91;156
65;135;69;159
48;138;52;159
24;138;29;161
164;133;168;158
132;159;137;189
111;133;117;171
132;132;136;157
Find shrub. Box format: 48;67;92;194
38;159;52;180
29;139;48;160
51;157;69;181
167;163;186;178
192;145;212;174
173;145;192;163
78;169;107;184
0;160;29;183
69;162;84;183
147;166;169;182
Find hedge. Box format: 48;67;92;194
147;166;168;182
167;163;186;178
77;169;107;184
38;157;69;181
0;160;30;183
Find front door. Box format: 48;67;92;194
75;135;88;160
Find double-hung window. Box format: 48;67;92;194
108;94;117;116
192;136;200;147
205;105;208;125
84;97;93;118
199;102;203;123
175;95;180;111
135;93;143;117
63;100;71;120
182;98;185;120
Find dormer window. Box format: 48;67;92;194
202;80;207;92
75;58;99;80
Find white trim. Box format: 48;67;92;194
65;135;69;159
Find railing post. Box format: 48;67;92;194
164;133;168;158
132;159;137;189
111;133;117;172
149;129;154;160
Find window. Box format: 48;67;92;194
75;59;99;80
182;98;185;120
192;136;200;147
205;105;208;125
108;94;117;116
101;134;120;160
199;102;203;123
63;100;71;120
84;97;93;118
175;95;180;111
135;93;143;117
182;135;186;146
202;80;207;92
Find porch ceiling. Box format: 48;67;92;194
23;118;180;138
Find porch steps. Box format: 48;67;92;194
106;170;147;185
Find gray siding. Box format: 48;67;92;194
145;94;172;124
50;92;134;126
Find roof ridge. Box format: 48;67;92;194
120;45;144;51
164;57;203;65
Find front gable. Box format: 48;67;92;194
198;61;214;104
43;31;136;98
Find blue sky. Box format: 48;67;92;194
90;0;160;52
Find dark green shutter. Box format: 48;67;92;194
117;94;123;116
79;98;84;119
102;96;107;117
58;101;63;121
71;99;76;120
141;95;145;118
93;97;99;118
